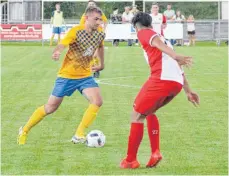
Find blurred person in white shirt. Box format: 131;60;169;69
163;4;175;20
187;15;196;46
150;2;167;36
122;6;134;46
172;10;186;46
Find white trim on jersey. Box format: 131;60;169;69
149;34;159;47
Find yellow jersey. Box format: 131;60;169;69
79;13;108;25
51;10;64;27
58;25;105;79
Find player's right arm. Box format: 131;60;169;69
183;74;200;107
151;36;192;67
52;26;77;61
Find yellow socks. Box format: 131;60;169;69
75;104;100;137
50;35;54;46
23;105;47;134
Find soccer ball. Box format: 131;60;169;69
86;130;106;148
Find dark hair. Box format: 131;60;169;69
85;6;102;16
132;12;152;28
113;7;118;11
152;2;159;6
88;0;96;3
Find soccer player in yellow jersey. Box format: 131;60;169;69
80;0;107;78
17;6;106;145
50;3;65;46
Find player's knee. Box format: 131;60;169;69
44;104;59;114
93;99;103;107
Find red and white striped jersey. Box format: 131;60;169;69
138;28;184;85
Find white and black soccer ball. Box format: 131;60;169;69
86;130;106;148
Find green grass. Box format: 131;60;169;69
1;45;228;175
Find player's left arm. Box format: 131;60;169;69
92;41;105;72
183;74;200;107
151;36;192;67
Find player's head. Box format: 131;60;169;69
132;12;152;31
151;2;159;14
176;10;181;17
87;0;96;7
167;4;172;10
85;6;103;30
124;6;130;13
188;15;194;20
55;3;60;11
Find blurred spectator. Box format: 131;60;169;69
172;10;186;46
163;4;175;20
122;6;134;46
110;7;122;24
187;15;196;46
131;5;139;15
163;4;175;45
110;7;121;46
150;2;167;36
172;10;186;22
131;5;139;45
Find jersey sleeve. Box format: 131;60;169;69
102;13;108;23
138;30;158;47
60;26;77;46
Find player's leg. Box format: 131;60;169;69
18;77;76;145
120;110;145;169
50;27;56;46
57;27;61;43
192;33;196;46
72;77;102;143
18;95;63;145
188;33;192;46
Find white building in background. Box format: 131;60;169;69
221;1;228;19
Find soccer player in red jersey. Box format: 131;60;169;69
120;12;200;169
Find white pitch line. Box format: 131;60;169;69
98;75;141;81
98;81;219;92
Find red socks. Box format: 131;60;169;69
126;123;144;162
146;114;160;154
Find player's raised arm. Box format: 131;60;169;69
151;36;192;67
52;44;65;61
52;26;77;61
92;41;105;72
183;74;200;107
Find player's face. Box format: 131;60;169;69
125;7;130;13
88;2;96;7
56;4;60;11
87;12;102;30
151;5;159;14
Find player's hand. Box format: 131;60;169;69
92;65;104;72
174;55;193;68
52;51;61;61
186;91;200;107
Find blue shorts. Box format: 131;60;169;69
53;27;62;34
52;77;99;97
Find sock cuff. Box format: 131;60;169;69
89;104;100;112
39;105;47;116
